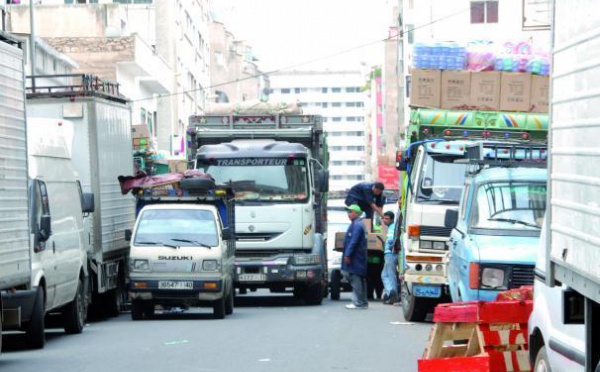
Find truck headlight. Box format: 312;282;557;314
130;259;150;272
294;254;321;265
419;240;433;249
481;267;506;289
432;241;446;250
202;260;219;271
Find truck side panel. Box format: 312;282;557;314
0;37;30;289
549;0;600;304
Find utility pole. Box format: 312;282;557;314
29;0;36;88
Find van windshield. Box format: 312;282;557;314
197;157;309;203
134;209;218;247
417;153;467;204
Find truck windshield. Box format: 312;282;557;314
134;209;218;247
197;157;309;203
470;181;546;231
417;153;467;204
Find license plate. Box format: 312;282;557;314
238;274;266;282
158;281;193;290
413;284;442;298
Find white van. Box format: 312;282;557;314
2;119;94;349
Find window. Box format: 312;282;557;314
322;103;328;108
322;88;328;93
346;102;356;107
281;88;291;94
332;117;342;122
471;1;498;24
332;88;341;93
294;88;300;94
332;102;342;107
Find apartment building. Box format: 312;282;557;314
269;70;368;192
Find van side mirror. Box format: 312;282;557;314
444;209;459;229
221;227;233;240
395;150;408;171
82;192;95;214
125;229;132;242
38;214;52;242
316;169;329;192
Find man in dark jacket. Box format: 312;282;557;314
342;204;369;309
344;182;385;220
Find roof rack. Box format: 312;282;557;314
461;141;548;175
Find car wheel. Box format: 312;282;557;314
25;286;45;349
330;270;341;300
533;346;552;372
225;285;234;315
303;283;323;305
131;300;144;321
63;279;86;334
213;296;226;319
401;281;432;322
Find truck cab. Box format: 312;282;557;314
126;178;236;319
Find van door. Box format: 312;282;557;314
30;179;58;308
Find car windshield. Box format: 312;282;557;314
197;157;309;203
470;181;546;231
417;153;467;203
134;209;218;247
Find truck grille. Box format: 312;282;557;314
420;226;453;238
509;265;535;289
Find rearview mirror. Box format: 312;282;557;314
38;214;52;242
221;227;233;240
124;229;132;242
82;192;95;214
444;209;459;229
316;169;329;192
395;150;408;171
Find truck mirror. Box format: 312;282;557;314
444;209;459;229
38;214;52;242
82;192;95;214
124;229;132;242
316;170;329;192
396;151;408;171
221;227;233;240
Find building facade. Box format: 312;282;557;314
269;70;368;192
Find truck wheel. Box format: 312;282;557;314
330;270;342;300
143;303;155;318
401;281;431;322
63;279;86;334
225;286;234;315
533;346;552;372
106;284;124;318
131;300;144;321
25;287;45;349
213;296;226;319
303;283;323;305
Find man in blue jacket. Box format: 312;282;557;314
344;182;385;220
342;204;369;309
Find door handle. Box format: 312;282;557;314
53;241;56;254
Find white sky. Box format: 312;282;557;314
213;0;394;71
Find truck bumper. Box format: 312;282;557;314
128;278;224;302
1;288;38;328
234;260;324;287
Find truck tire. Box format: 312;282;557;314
179;177;215;192
25;287;45;349
401;281;431;322
225;286;234;315
303;283;323;305
63;279;86;334
213;296;226;319
106;285;124;318
533;346;552;372
330;270;342;300
131;300;144;321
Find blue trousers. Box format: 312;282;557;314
381;253;398;296
348;273;368;307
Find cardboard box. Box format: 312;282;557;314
410;69;441;108
469;71;501;111
367;233;386;251
500;72;532;112
168;159;189;173
334;232;345;251
530;75;550;113
133;137;149;146
441;70;471;110
132;124;151;139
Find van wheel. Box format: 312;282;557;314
63;279;86;334
401;281;431;322
25;287;45;349
225;286;234;315
330;270;342;300
533;346;552;372
303;283;323;305
213;296;226;319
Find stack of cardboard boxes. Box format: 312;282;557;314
132;124;152;151
334;219;388;252
410;70;549;113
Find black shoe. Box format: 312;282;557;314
382;293;389;302
389;291;399;304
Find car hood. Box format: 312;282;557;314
470;234;539;265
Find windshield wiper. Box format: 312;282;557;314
487;218;541;229
171;238;212;249
136;241;179;249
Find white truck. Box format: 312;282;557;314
187;105;330;305
528;2;600;371
25;75;135;318
122;175;236;320
0;32;30;354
